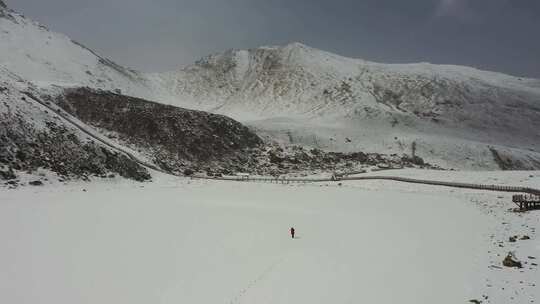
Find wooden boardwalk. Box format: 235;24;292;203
193;174;540;211
512;194;540;211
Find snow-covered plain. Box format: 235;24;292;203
2;170;538;304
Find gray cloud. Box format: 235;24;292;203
6;0;540;77
434;0;476;20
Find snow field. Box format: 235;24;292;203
0;178;493;304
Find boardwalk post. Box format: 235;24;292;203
198;174;540;210
513;194;540;211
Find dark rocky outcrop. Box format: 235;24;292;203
0;1;8;19
259;144;437;176
489;147;533;170
0;116;150;182
0;1;14;21
29;180;43;186
56;88;263;174
0;165;16;180
502;253;522;268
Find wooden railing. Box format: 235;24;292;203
193;174;540;196
512;194;540;210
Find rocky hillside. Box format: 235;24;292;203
0;68;151;186
2;0;539;170
55;88;263;174
3;71;424;185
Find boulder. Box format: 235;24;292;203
183;168;195;176
502;253;522;268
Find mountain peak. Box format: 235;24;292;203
284;42;309;49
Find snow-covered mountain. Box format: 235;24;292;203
154;43;540;120
150;43;540;170
2;1;539;170
0;3;151;98
0;66;153;182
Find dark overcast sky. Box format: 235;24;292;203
7;0;540;77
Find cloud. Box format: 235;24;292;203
434;0;476;21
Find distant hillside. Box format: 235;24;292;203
1;0;539;170
0;68;151;184
150;43;540;170
55;88;263;174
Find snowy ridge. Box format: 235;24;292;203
0;4;152;99
150;43;540;170
151;42;540;119
1;1;539;170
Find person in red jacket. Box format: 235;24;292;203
290;227;295;239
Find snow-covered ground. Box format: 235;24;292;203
1;170;538;304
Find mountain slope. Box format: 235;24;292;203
0;3;152;98
55;88;263;174
150;43;540;169
151;43;540;121
1;1;539;170
0;5;428;182
0;67;152;183
0;3;263;182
